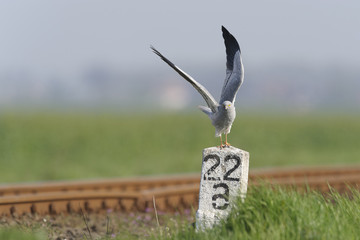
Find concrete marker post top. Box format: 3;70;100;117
196;146;249;230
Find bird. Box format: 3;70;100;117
151;26;244;148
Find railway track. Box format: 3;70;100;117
1;166;360;216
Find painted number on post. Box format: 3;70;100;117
212;183;229;210
203;154;241;210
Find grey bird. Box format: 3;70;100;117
151;26;244;148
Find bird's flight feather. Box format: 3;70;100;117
219;26;244;104
151;46;219;112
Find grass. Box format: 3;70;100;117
2;184;360;239
2;186;359;240
0;228;46;240
0;112;359;183
154;185;360;240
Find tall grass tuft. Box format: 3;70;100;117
161;185;360;240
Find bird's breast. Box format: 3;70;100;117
211;107;236;129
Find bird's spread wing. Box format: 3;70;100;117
151;46;219;112
219;26;244;104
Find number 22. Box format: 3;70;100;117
203;154;241;181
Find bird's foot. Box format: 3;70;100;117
218;143;231;149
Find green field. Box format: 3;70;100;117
0;112;359;183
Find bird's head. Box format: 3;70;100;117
222;101;232;110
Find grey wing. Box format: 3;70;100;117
219;26;244;104
151;46;219;113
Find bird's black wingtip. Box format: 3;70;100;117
150;45;161;57
221;25;240;51
221;26;230;35
150;45;156;52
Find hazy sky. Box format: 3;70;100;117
1;0;360;78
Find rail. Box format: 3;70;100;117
1;166;360;216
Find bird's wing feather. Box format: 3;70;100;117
198;105;212;116
151;46;219;112
219;26;244;104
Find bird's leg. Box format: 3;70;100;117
219;135;224;149
224;134;231;147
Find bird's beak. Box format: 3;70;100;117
225;104;230;110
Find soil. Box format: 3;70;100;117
0;208;195;239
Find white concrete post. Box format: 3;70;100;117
196;146;249;230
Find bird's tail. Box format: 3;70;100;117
198;105;212;117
